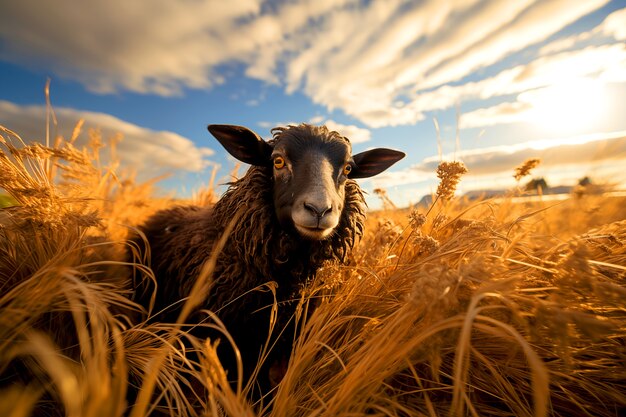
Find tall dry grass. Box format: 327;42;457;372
0;120;625;417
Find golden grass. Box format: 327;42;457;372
1;121;625;417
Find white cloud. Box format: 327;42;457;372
283;0;611;127
540;6;626;55
371;130;626;189
257;118;371;144
417;43;626;116
256;121;275;130
459;77;612;130
460;101;533;129
602;7;626;40
369;169;436;190
322;120;371;143
386;1;565;90
0;100;214;178
0;0;619;128
0;0;261;95
445;43;626;129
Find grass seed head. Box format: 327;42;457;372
408;210;426;230
514;158;541;181
435;161;468;201
412;234;440;256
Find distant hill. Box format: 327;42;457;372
417;184;576;206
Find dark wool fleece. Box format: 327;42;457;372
134;162;366;382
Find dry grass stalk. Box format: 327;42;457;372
373;188;397;210
1;120;625;417
514;158;542;182
0;122;229;417
435;161;468;202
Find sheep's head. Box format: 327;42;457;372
208;124;404;240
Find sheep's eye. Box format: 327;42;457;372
343;164;352;176
274;156;286;169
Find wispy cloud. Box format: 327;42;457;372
541;6;626;55
1;0;619;128
603;7;626;40
371;130;626;189
283;0;615;127
258;118;371;144
322;120;371;143
0;100;214;178
458;7;626;129
459;78;612;130
428;43;626;122
0;0;262;95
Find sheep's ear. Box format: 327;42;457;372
207;124;272;166
349;148;405;179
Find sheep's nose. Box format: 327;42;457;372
303;202;332;219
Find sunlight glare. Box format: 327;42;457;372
521;79;606;133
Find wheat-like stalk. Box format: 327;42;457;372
514;158;541;181
435;161;468;202
1;117;625;417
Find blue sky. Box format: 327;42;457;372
1;0;625;208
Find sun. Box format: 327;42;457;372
521;79;607;134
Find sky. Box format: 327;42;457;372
1;0;625;209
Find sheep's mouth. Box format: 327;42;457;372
294;224;334;240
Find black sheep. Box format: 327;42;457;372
133;123;404;397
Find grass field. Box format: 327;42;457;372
1;123;625;417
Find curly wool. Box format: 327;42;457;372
137;163;366;327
